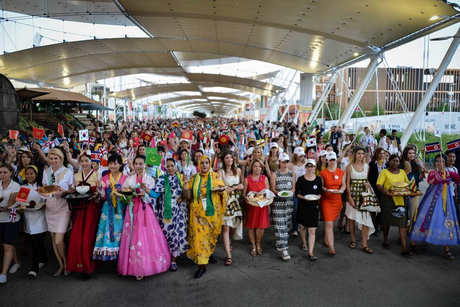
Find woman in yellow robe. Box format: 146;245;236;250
183;155;227;279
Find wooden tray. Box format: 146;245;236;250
388;191;423;197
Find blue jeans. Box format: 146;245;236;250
291;197;299;232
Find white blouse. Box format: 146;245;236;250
0;179;21;223
123;172;155;204
42;166;74;190
22;182;47;234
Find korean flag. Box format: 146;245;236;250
79;129;89;141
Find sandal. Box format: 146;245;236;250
444;250;455;261
361;246;373;254
349;241;356;249
382;242;391;250
256;242;263;255
170;262;178;272
308;254;318;261
400;250;414;257
323;240;330;248
250;247;257;256
225;257;233;266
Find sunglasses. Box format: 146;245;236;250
306;165;315;168
280;160;290;163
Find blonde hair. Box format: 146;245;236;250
48;148;64;161
251;147;263;159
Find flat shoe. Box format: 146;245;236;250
54;269;63;277
136;276;144;281
361;246;373;254
193;267;206;279
225;258;233;266
349;241;356;249
401;250;414;257
308;254;318;261
170;262;178;272
382;242;391;250
444;250;455;261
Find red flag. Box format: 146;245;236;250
9;130;19;139
32;127;45;139
141;131;153;142
180;130;193;142
57;123;64;136
218;134;230;145
16;187;31;203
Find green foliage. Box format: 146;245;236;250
192;110;207;118
370;104;385;116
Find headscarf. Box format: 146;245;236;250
192;155;214;216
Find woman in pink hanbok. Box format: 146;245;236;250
117;155;171;280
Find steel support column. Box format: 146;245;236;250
309;72;338;123
337;55;380;127
401;26;460;148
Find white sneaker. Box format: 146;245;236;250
28;271;37;277
39;262;46;269
9;263;21;274
282;250;291;261
292;231;299;237
0;274;6;283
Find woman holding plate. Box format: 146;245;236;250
296;159;322;260
66;152;100;279
218;151;244;266
40;148;73;277
22;165;48;277
118;155;170;280
243;159;271;257
270;153;296;261
0;163;21;284
183;155;228;279
93;154;127;263
320;151;346;255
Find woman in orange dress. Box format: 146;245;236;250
320;152;346;255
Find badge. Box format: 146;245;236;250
201;198;207;211
313;185;317;189
334;175;339;179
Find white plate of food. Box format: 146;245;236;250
23;202;45;211
37;185;61;198
277;190;293;198
304;194;321;201
211;185;227;192
327;189;343;194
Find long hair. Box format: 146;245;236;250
220;151;238;176
401;146;420;174
371;147;385;163
350;147;365;165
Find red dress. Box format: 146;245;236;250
245;174;270;229
67;170;102;274
319;168;345;222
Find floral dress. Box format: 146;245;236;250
93;173;128;261
151;173;189;258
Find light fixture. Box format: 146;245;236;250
353;52;359;57
429;15;440;21
430;35;460;41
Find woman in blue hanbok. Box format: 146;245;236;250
145;158;189;272
410;154;460;260
93;154;127;262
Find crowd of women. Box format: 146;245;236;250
0;118;459;284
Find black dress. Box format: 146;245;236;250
296;175;322;227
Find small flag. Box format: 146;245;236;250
57;123;64;136
218;134;230;145
16;187;31;203
434;127;441;138
91;151;102;162
84;137;95;148
52;138;61;148
408;178;418;192
32;127;45;139
9;207;17;223
99;146;108;157
240;138;247;146
115;146;124;156
79;129;89;141
180;130;193;143
172;121;179;128
425;142;441;154
256;139;265;147
270;131;278;138
146;148;161;166
307;138;317;147
446;139;460;150
9;130;19;139
141;131;153;142
73;142;81;152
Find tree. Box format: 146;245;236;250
192;110;207;118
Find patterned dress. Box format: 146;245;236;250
151;173;189;258
93;173;128;261
221;172;243;240
272;170;294;251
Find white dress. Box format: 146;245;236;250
221;172;243;240
345;164;375;237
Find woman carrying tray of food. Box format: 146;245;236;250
218;151;244;266
270;153;296;261
39;148;73;277
183;155;228;279
296;159;322;261
92;154;128;264
21;165;48;277
410;154;460;261
376;154;412;256
117;155;170;281
243;158;271;257
66;152;100;279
